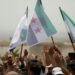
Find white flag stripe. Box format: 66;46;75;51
9;13;28;51
65;16;75;42
11;14;27;44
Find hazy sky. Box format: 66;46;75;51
0;0;75;41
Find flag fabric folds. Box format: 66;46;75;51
27;0;57;47
9;7;28;51
60;8;75;43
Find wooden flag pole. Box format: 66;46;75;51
51;36;55;47
20;44;23;58
59;7;75;51
68;32;75;51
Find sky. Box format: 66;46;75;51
0;0;75;42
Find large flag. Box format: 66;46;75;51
27;0;57;47
9;7;28;51
60;8;75;43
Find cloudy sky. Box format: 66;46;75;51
0;0;75;41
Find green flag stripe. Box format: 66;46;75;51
61;9;75;27
35;0;56;37
20;29;27;41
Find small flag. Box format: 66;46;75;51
60;8;75;43
9;7;28;51
27;0;57;47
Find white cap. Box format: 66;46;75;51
52;67;64;75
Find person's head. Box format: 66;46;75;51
28;59;41;75
30;63;41;75
52;67;64;75
5;71;19;75
68;60;75;72
24;49;28;56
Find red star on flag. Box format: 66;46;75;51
35;27;41;33
31;17;37;24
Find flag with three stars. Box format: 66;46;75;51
27;0;57;47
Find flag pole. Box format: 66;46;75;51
20;44;23;58
68;32;75;51
51;36;55;47
59;7;75;51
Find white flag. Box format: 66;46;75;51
9;7;28;51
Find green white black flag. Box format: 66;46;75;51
27;0;57;47
60;9;75;43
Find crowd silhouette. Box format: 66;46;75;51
0;45;75;75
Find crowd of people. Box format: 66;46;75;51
0;45;75;75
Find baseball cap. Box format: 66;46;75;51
52;67;64;75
